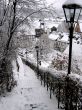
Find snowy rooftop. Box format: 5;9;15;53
61;33;69;42
48;32;59;40
48;32;69;42
45;22;59;29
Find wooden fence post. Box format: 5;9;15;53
50;81;52;99
44;73;45;87
58;81;60;109
40;73;42;85
47;73;49;91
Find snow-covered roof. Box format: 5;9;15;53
61;33;69;42
57;21;69;33
45;22;59;29
48;32;59;40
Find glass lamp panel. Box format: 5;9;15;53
64;8;70;22
74;9;82;22
69;9;75;19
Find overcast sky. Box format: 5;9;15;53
46;0;66;8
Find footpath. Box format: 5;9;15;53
0;56;58;110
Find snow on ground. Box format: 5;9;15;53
64;39;82;72
0;56;59;110
72;41;82;72
40;61;50;68
27;53;36;63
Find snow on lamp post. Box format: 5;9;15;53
62;0;82;110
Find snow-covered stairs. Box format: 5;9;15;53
0;56;58;110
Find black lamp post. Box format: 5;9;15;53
25;49;27;59
62;0;82;75
35;46;39;76
39;19;44;61
62;0;82;110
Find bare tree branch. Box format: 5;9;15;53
11;7;46;33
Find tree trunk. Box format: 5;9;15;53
1;0;17;70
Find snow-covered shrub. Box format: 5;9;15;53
0;57;16;94
51;53;82;75
71;59;82;75
51;54;68;71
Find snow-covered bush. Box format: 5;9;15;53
51;53;82;75
0;57;16;94
51;53;68;71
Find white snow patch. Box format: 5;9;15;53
40;61;49;68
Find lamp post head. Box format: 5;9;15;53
39;19;44;29
39;19;42;22
62;0;82;23
35;46;39;51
